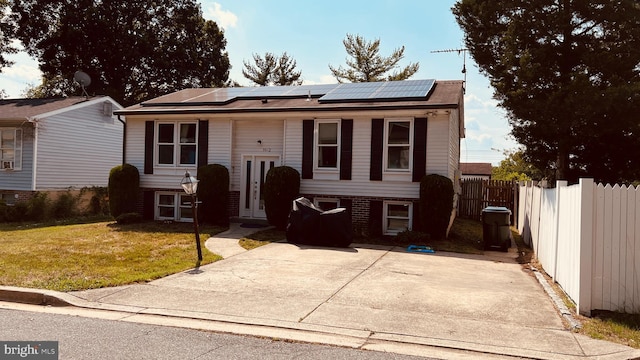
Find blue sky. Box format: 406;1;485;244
0;0;518;165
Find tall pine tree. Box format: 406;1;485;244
454;1;640;183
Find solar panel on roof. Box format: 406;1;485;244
141;79;436;106
319;79;435;102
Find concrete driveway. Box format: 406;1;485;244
3;223;639;359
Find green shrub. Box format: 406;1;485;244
6;201;29;222
419;174;454;239
115;212;143;224
264;166;300;230
52;191;77;219
108;164;140;218
197;164;229;226
0;200;7;222
27;192;49;221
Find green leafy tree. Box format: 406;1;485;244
11;0;230;105
329;34;419;83
22;75;74;98
0;0;16;72
242;52;302;86
492;149;543;182
453;1;640;184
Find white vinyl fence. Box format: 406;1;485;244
518;179;640;315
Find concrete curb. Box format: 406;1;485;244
531;267;583;330
0;286;73;307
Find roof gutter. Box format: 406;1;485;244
114;103;460;117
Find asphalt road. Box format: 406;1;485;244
0;308;436;360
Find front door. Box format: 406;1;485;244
241;155;280;219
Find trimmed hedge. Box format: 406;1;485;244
419;174;454;239
108;164;140;218
197;164;230;226
264;166;300;230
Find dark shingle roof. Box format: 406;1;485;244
460;162;493;176
0;97;99;120
116;80;464;116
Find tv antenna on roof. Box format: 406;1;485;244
73;70;91;99
431;48;468;93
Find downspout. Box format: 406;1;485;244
117;115;126;164
28;118;38;191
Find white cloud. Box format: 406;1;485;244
2;62;41;82
204;3;238;29
302;75;337;85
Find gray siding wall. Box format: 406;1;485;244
35;102;123;190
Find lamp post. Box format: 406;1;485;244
181;171;202;263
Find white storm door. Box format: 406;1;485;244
241;155;279;218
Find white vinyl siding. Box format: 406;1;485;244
426;113;451;179
209;119;232;168
283;119;302;171
34;99;123;190
448;109;461;180
126;109;460;201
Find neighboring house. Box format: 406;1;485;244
460;162;492;180
115;79;465;236
0;96;124;204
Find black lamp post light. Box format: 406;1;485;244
181;170;202;264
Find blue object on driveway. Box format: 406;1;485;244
407;245;435;253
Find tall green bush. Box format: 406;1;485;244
419;174;454;239
264;166;300;230
108;164;140;218
197;164;230;226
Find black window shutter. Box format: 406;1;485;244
412;117;428;182
370;119;384;181
340;119;353;180
144;121;154;174
143;191;155;220
369;200;383;237
198;120;209;169
302;120;314;179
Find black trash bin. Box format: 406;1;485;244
481;206;512;252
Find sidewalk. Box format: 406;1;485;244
2;223;640;360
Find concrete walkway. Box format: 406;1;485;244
2;223;640;360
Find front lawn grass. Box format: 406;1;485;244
0;221;225;292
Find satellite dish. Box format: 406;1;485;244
73;71;91;98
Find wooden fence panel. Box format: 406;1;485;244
459;179;516;221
